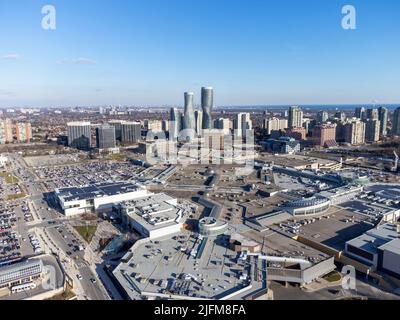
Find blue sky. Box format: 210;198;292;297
0;0;399;107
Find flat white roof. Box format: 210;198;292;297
122;193;182;231
67;121;91;126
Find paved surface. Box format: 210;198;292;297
270;277;400;300
8;154;111;300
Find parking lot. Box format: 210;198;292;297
273;171;337;194
0;175;26;202
0;201;36;264
23;154;82;167
292;208;376;251
34;161;144;190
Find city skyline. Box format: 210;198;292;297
1;0;400;306
1;0;400;107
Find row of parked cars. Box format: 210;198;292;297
28;234;43;254
21;203;33;223
0;203;20;258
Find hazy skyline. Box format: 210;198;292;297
1;0;400;107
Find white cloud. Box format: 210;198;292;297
57;57;97;65
2;53;22;60
75;57;96;65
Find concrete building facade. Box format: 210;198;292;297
344;119;366;145
288;106;303;128
67;121;91;150
312;123;337;148
264;118;288;135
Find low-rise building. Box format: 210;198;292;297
55;182;150;217
345;223;400;278
285;127;307;141
263;137;300;154
283;196;331;217
198;217;228;237
0;259;43;289
229;233;261;253
118;193;183;239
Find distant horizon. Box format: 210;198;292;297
1;0;400;106
1;103;399;111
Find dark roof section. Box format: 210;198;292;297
56;182;140;202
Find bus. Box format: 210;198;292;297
11;282;36;294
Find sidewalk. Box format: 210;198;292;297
34;227;87;300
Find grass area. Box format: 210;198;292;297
106;153;127;161
7;193;27;201
74;225;98;244
0;172;19;184
323;271;343;283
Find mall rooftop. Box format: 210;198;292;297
55;182;143;202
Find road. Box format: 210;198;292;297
10;154;110;300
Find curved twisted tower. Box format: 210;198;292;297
201;87;213;130
183;92;195;130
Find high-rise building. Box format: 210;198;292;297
215;118;231;134
96;125;116;150
67;122;91;150
378;107;388;137
161;120;169;132
344;119;366;145
0;119;13;144
183;92;195;131
194;110;203;136
201;87;213;130
16;122;32;143
312;123;337;148
355;107;366;120
365;119;380;143
302;118;312;134
392;107;400;136
143;120;162;132
335;121;346;143
169;108;182;140
234;113;252;137
366;108;379;121
316;111;329;123
121;122;141;144
288;106;303;128
334;111;347;122
233;114;242;136
263;118;288;135
108;120;125;141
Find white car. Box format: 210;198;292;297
76;274;83;280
